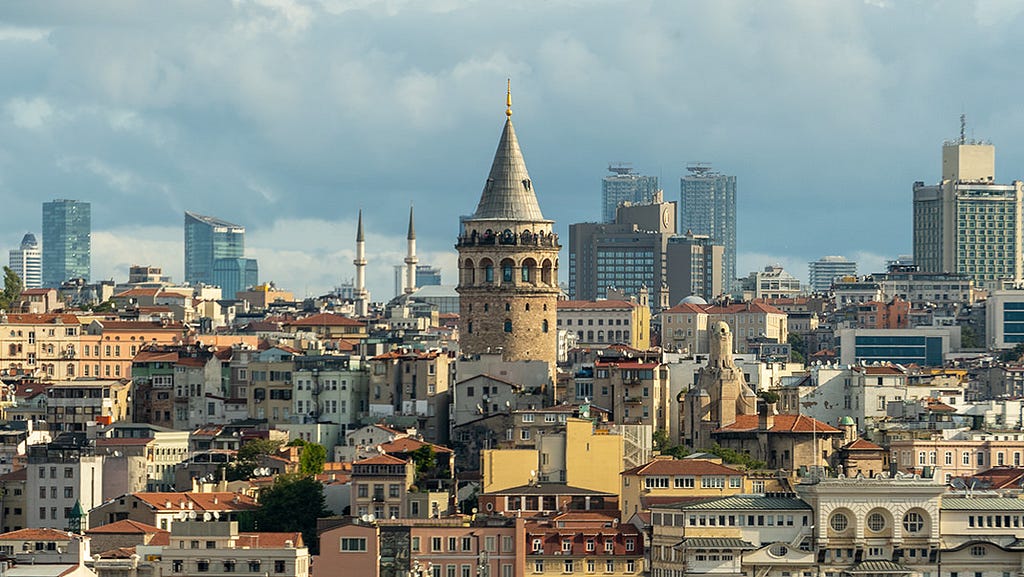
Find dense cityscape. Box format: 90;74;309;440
8;3;1024;577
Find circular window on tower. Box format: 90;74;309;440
830;512;849;533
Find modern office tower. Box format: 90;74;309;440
9;233;42;289
569;192;677;310
184;211;247;288
416;265;442;287
808;256;858;293
680;164;736;292
212;257;258;299
913;122;1023;290
601;163;660;223
456;88;560;376
41;199;91;287
666;231;724;304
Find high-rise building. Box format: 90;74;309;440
9;233;42;289
184;212;249;291
666;231;724;303
42;199;90;287
913;125;1023;290
416;265;442;288
680;164;736;292
601;164;660;223
456;88;560;380
808;256;857;293
569;193;677;310
212;257;258;299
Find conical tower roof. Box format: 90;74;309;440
472;116;546;221
407;206;416;239
356;210;364;242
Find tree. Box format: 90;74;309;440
287;438;307;447
246;475;329;554
788;333;807;364
227;438;283;481
298;443;326;477
409;445;437;483
1001;343;1024;363
705;444;767;470
0;267;22;311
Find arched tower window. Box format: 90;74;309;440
504;320;513;333
542;319;549;333
501;258;515;283
481;259;494;284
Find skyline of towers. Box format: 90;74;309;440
601;163;660;223
42;199;91;288
680;163;737;294
184;211;258;298
913;128;1023;290
9;233;42;289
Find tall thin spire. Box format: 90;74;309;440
353;209;368;316
404;205;418;295
506;78;512;118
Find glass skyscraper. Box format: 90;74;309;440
184;212;255;296
601;164;660;223
42;199;91;287
680;164;736;293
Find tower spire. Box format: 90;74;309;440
404;205;418;295
506;78;512;118
353;209;369;316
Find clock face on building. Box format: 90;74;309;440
662;208;672;228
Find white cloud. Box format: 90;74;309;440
0;26;50;42
5;97;54;130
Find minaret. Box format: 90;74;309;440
353;210;369;316
404;206;418;295
456;82;560;385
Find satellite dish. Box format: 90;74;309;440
213;511;220;520
366;514;376;522
203;512;212;521
360;514;370;522
188;511;197;520
178;512;188;521
529;470;536;477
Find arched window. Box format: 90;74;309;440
542;319;549;333
521;265;530;282
467;322;473;334
485;264;494;283
503;263;514;283
504;320;513;333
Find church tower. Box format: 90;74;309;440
456;84;560;378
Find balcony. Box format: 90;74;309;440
624;397;642;405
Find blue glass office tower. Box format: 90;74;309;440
42;199;91;287
601;164;660;223
184;212;256;296
680;164;736;293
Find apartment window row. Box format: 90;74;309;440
968;514;1024;529
652;511;808;528
170;559;285;573
531;559;634;574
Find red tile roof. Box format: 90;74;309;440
3;313;80;325
558;300;638;310
379;437;453;455
844;438;884;451
0;528;73;541
130;492;258;512
622;458;743;477
86;519;166;535
0;468;27;481
237;532;304;549
716;414;842;434
355;454;408;466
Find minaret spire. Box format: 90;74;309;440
404;205;418;295
353;209;369;316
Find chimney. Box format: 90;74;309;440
758;401;776;431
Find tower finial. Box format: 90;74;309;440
506;79;512;118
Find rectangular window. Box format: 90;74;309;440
340;538;367;552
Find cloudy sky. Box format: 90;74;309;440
2;0;1024;299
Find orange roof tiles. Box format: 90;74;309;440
622;458;743;477
4;313;80;325
844;438;884;451
131;492;258;512
86;519;167;535
379;437;454;454
716;414;842;434
355;454;408;466
0;528;73;541
558;300;638;310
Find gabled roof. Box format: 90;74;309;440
379;437;453;455
2;313;80;325
622;458;743;477
354;454;408;466
128;492;258;512
715;414;842;434
471;116;545;221
0;528;73;541
86;519;166;535
844;438;884;451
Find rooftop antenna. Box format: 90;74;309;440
960;113;966;145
